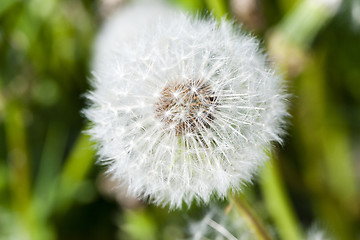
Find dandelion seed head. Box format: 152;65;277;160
154;79;218;136
84;2;288;209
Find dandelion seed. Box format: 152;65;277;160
84;2;288;209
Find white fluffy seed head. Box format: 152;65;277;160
84;2;288;209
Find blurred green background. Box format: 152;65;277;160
0;0;359;239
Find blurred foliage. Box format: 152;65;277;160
0;0;360;239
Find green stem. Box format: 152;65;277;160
4;102;31;214
229;192;273;240
33;122;68;220
278;0;339;48
260;158;303;240
57;132;95;212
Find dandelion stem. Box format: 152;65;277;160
229;192;273;240
260;158;303;240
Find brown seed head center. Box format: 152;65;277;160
154;79;217;135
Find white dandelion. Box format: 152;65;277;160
306;224;333;240
84;2;288;209
189;206;256;240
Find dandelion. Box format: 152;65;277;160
189;206;256;240
306;224;333;240
84;2;288;209
189;209;332;240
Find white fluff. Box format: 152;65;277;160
84;2;288;209
189;207;255;240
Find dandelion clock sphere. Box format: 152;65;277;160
84;2;288;209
